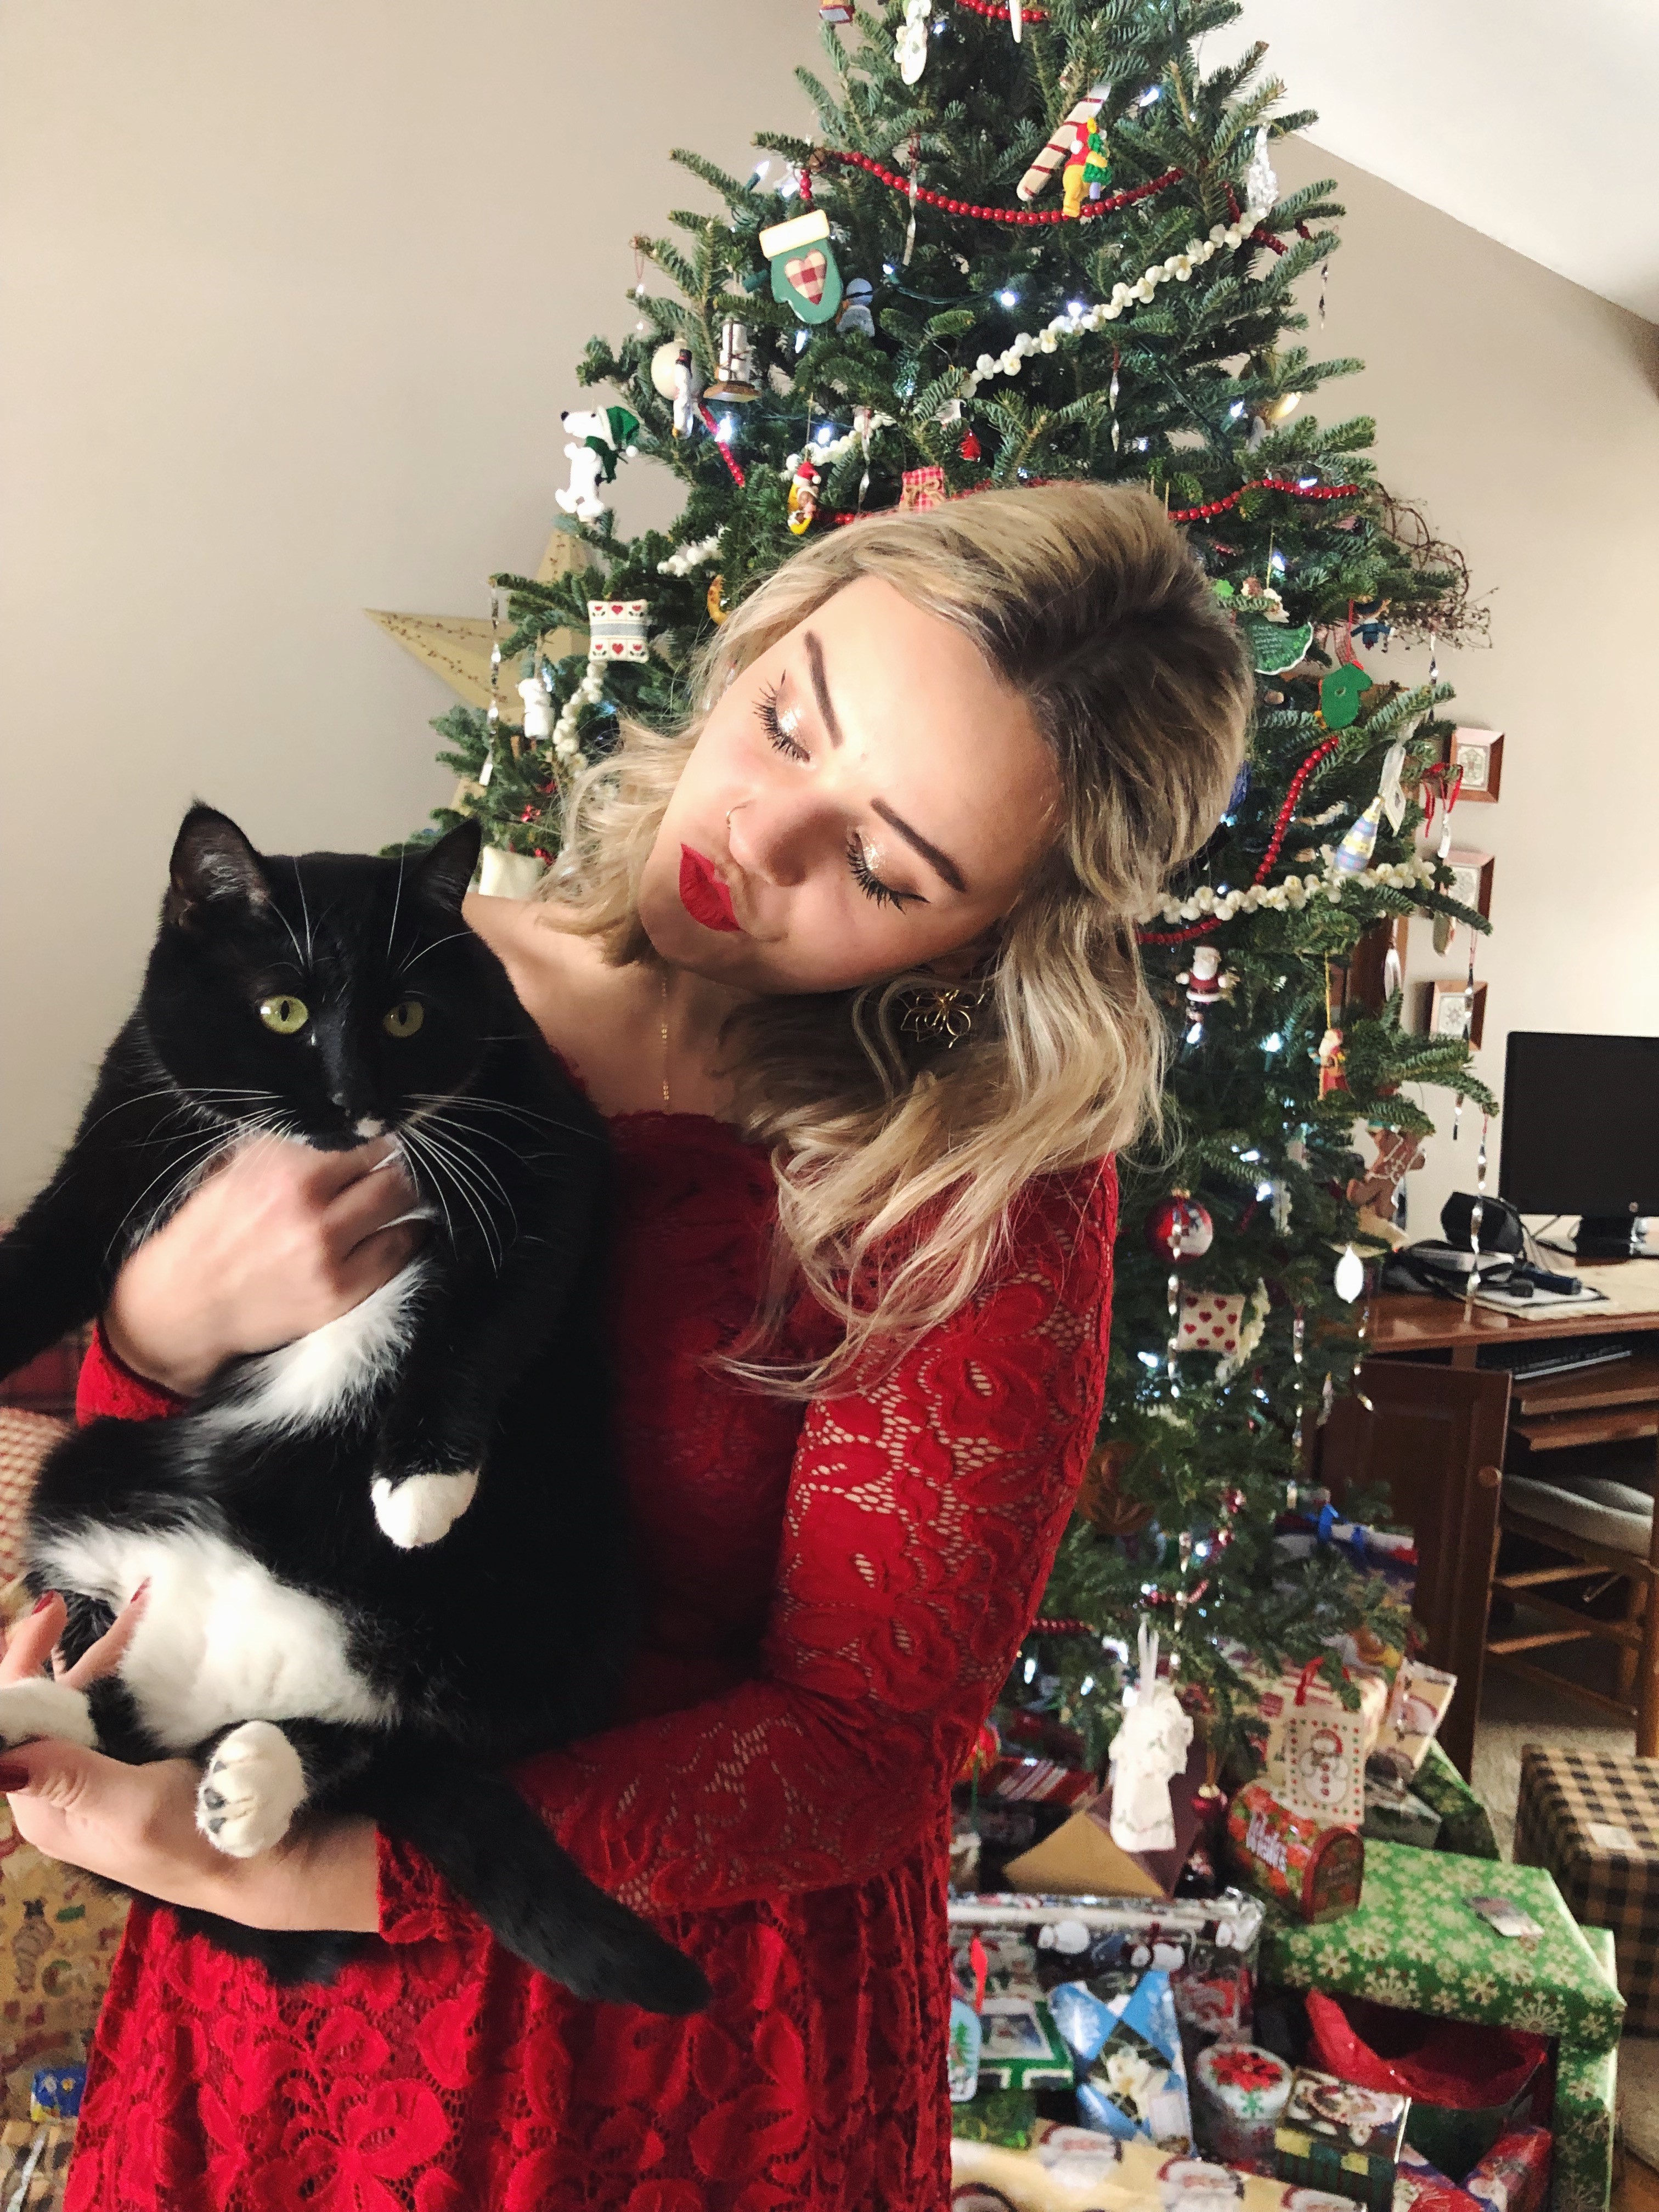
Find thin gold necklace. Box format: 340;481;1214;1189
659;970;672;1108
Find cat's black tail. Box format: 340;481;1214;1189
374;1756;710;2017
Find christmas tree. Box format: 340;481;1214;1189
416;0;1494;1763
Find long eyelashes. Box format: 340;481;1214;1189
846;831;923;911
757;681;920;912
755;683;808;761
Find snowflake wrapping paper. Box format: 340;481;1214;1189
1261;1844;1621;2211
1554;1926;1617;2212
1260;1840;1622;2050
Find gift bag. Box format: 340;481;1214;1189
1304;1991;1545;2179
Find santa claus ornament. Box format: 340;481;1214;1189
786;455;820;535
1146;1193;1214;1264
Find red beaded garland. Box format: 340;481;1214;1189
1138;736;1341;945
818;147;1186;227
955;0;1051;18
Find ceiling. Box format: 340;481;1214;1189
1203;0;1659;323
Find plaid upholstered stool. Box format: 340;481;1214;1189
1515;1742;1659;2033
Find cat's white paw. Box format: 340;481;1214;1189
0;1678;97;1752
196;1720;307;1858
371;1470;479;1549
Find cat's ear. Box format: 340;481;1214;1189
413;819;482;911
165;805;273;929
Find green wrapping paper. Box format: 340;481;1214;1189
1260;1841;1624;2053
1413;1743;1499;1860
1553;1925;1617;2212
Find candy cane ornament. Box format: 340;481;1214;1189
1018;81;1110;201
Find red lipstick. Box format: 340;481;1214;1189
678;845;743;934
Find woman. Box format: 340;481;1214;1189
0;484;1249;2210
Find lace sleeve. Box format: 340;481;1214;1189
377;1160;1118;1936
75;1324;188;1425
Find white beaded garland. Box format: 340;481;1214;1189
550;663;606;763
656;533;722;577
776;412;895;482
1143;850;1437;928
956;200;1273;405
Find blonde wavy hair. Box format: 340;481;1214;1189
540;483;1251;1391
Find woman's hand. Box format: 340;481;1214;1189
104;1134;424;1397
0;1594;380;1933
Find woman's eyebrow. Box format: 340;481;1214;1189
803;631;845;747
871;799;968;894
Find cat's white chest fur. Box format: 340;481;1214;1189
31;1522;394;1751
207;1255;430;1435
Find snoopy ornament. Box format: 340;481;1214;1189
556;404;640;523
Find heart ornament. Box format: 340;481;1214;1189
1177;1291;1245;1355
759;207;844;326
785;251;827;306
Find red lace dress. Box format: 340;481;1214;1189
63;1114;1116;2211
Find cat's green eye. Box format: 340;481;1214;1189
257;995;309;1036
383;1000;425;1039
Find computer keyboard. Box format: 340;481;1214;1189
1476;1336;1635;1384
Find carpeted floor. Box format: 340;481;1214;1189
1468;1645;1659;2165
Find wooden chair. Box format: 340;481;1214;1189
1486;1352;1659;1754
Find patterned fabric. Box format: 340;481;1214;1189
0;1412;65;1583
0;2118;78;2209
0;1329;92;1422
61;1113;1118;2211
1261;1837;1624;2051
1514;1742;1659;2031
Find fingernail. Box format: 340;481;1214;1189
30;1593;57;1617
133;1578;152;1604
0;1764;30;1791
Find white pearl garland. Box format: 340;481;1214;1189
957;200;1274;404
780;412;896;480
657;533;721;577
1144;850;1437;927
550;663;605;763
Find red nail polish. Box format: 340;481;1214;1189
30;1593;55;1617
0;1764;30;1791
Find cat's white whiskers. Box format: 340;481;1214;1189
293;861;315;966
386;852;407;961
416;1133;512;1266
410;1133;504;1271
396;932;471;979
397;1127;459;1254
105;1128;238;1261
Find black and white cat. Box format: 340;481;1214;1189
0;804;707;2011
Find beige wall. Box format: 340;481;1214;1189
2;16;1656;1228
1268;136;1659;1238
0;0;821;1209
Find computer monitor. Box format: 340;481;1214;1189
1499;1031;1659;1260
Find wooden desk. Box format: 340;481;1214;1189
1323;1258;1659;1774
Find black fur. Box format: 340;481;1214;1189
0;805;707;2013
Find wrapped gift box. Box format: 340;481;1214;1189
1513;1742;1659;2031
1462;2127;1549;2212
0;2119;75;2210
1273;2067;1408;2212
953;2124;1371;2212
1260;1841;1624;2056
950;1892;1264;2058
1412;1744;1498;1860
1362;1776;1442;1852
1555;1925;1617;2212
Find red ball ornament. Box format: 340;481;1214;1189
960;431;982;461
1144;1190;1215;1263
